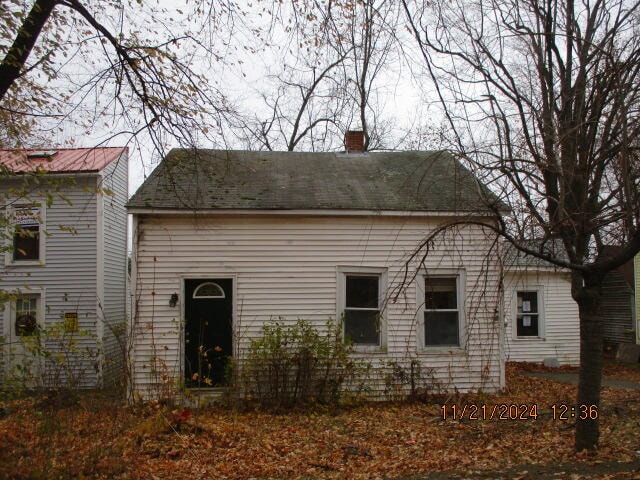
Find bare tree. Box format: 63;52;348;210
402;0;640;450
233;0;406;152
232;49;350;151
338;0;401;150
0;0;238;150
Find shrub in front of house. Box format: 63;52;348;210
238;318;367;408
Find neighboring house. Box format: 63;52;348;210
600;246;636;349
0;148;128;389
502;242;580;366
127;134;506;401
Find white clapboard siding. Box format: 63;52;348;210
503;270;580;365
1;176;100;388
98;152;128;385
1;153;128;389
130;214;504;399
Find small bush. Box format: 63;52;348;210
383;359;436;401
240;318;366;408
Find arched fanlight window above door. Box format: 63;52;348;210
192;282;226;299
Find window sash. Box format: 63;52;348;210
422;275;461;347
516;291;540;337
344;308;380;345
342;273;382;346
8;204;43;263
13;225;40;260
424;310;459;346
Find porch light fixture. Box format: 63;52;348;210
169;293;178;308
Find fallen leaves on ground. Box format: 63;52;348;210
0;362;639;479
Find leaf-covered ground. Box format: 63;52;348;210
1;362;639;480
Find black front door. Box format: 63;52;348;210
184;279;233;388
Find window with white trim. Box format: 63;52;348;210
6;204;45;263
515;290;541;337
14;295;39;336
338;267;386;347
420;274;462;347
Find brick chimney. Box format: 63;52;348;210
344;130;365;152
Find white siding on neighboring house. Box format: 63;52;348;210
130;214;504;400
98;152;128;386
1;176;100;387
601;270;635;345
503;270;579;365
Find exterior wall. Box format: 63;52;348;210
98;153;128;385
601;269;634;345
503;270;579;365
130;214;503;400
1;175;99;388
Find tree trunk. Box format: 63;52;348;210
0;0;58;101
574;276;603;451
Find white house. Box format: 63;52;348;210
502;242;580;366
0;147;128;388
127;135;506;401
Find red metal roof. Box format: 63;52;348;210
0;147;127;174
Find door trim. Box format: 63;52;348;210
3;287;46;384
180;275;236;387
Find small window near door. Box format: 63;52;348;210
15;296;38;336
516;291;540;336
343;275;381;346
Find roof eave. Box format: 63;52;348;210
126;207;500;218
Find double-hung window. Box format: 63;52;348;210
339;268;386;347
6;204;45;264
515;290;541;337
421;274;462;347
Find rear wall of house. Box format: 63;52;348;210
503;270;579;365
130;214;504;400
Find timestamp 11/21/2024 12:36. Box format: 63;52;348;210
441;403;599;421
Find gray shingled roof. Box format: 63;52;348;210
128;149;501;212
503;239;570;268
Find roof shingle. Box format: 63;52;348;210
128;149;501;212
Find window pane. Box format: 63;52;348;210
425;311;459;346
15;296;38;336
346;275;379;308
425;277;457;309
517;314;539;336
344;309;379;345
13;225;39;260
517;291;538;314
193;282;225;298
